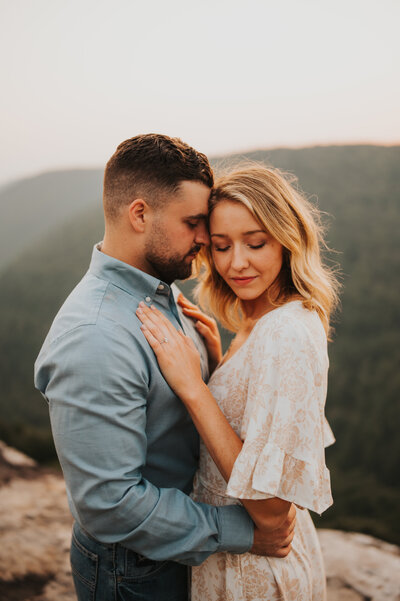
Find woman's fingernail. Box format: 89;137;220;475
141;324;147;330
136;308;142;315
139;301;146;308
150;305;155;310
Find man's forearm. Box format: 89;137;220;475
65;469;254;565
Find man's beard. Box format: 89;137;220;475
145;226;201;284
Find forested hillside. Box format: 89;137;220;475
0;145;399;544
0;169;102;269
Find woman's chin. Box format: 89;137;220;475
232;288;267;302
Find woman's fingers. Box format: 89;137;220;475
195;320;215;340
140;322;166;355
137;302;204;399
180;306;218;332
149;303;176;326
139;315;167;344
137;302;215;366
147;303;177;331
137;302;171;331
178;295;205;315
177;293;196;309
181;306;212;322
136;303;173;342
177;294;219;332
136;303;196;352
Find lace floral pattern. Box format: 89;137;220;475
191;301;334;600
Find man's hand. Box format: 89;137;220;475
250;504;296;558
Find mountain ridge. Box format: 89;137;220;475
1;144;399;272
0;168;103;270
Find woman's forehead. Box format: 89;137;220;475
209;201;263;233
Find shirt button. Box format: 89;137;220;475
145;296;151;303
158;284;164;291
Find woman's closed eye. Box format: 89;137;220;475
249;242;266;249
213;242;266;252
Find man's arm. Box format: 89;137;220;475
35;322;254;565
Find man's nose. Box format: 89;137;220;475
194;222;210;246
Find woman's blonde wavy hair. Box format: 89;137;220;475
194;164;340;337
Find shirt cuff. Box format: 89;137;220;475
216;504;254;554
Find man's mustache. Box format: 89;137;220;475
186;245;202;257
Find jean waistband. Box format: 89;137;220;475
72;521;160;568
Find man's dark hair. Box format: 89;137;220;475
103;133;214;219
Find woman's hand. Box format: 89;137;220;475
136;302;206;403
177;293;222;373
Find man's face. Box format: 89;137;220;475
144;181;210;284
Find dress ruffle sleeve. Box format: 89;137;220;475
225;311;334;515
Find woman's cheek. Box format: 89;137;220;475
212;253;226;278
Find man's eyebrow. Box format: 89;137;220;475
184;213;207;220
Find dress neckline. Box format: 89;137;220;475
214;300;303;375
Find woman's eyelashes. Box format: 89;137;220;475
213;242;267;252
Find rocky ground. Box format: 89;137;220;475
319;530;400;600
1;440;399;601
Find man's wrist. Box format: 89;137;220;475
217;505;254;554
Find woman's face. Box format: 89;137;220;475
209;200;283;307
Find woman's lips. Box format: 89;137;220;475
231;276;257;286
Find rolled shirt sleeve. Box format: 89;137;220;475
35;319;253;565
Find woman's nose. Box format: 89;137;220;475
231;246;249;271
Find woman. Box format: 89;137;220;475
136;165;339;600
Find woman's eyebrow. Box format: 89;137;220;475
210;230;265;238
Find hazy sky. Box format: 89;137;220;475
1;0;399;185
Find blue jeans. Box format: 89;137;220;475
70;522;189;601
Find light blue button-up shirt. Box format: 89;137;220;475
34;245;254;565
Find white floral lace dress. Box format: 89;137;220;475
191;301;335;601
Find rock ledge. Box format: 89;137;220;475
1;441;399;600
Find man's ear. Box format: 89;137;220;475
128;198;150;233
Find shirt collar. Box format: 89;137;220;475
89;243;171;302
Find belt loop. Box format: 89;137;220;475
112;541;118;574
113;541;126;577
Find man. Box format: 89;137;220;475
35;134;295;601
